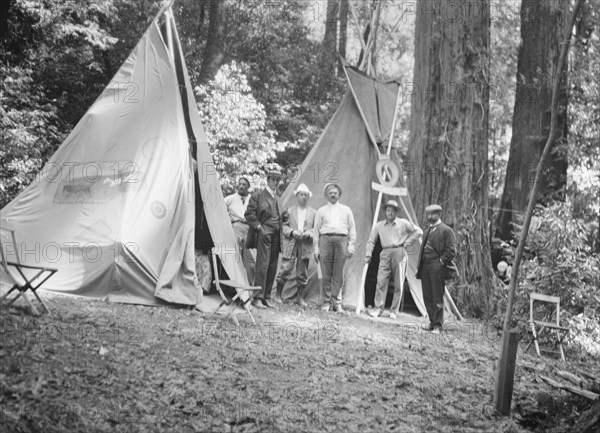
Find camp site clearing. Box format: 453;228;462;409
2;294;596;433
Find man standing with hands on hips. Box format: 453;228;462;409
245;169;283;309
365;200;423;319
314;183;356;313
416;204;456;334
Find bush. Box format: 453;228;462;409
493;202;600;358
195;62;288;195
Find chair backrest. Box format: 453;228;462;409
0;220;20;270
530;293;561;325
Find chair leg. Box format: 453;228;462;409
242;299;256;324
21;292;40;316
31;290;50;314
530;322;542;357
555;330;567;362
0;285;19;303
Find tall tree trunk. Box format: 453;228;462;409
495;0;570;240
198;0;225;85
318;0;338;100
337;0;348;76
408;0;495;317
0;0;11;41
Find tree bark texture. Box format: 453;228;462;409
319;0;339;92
337;0;348;76
197;0;225;85
408;0;495;317
495;0;570;240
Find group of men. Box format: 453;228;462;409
224;169;456;333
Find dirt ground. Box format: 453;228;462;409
1;293;597;433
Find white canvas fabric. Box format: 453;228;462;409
0;14;247;305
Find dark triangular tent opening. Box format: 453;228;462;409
0;6;247;306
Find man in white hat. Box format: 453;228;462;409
416;204;456;334
365;200;423;319
314;183;356;313
274;183;316;306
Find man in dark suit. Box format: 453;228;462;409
245;169;283;309
416;204;456;334
275;183;316;307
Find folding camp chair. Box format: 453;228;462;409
208;252;261;325
0;220;58;315
524;293;570;361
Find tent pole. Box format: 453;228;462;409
354;79;403;314
165;8;174;59
153;0;176;26
385;83;402;156
355;192;383;315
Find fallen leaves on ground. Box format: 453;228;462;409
0;295;597;432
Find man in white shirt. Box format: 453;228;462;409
365;200;423;319
314;183;356;313
275;183;316;307
224;177;255;284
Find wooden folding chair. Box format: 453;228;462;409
525;293;570;361
0;220;58;315
208;252;261;325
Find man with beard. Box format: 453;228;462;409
416;204;456;334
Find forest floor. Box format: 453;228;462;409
1;293;598;433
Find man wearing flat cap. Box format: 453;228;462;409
314;183;356;313
274;183;316;306
365;200;423;319
245;169;283;309
416;204;456;334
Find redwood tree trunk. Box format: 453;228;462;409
318;0;338;100
197;0;225;85
337;0;348;76
495;0;569;240
321;1;338;73
408;0;495;317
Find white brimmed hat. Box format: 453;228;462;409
384;200;400;210
293;183;312;197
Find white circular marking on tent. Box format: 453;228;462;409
375;158;400;186
150;200;167;219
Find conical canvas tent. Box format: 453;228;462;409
280;62;462;320
0;8;247;306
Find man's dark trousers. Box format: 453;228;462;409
421;258;445;328
255;231;280;301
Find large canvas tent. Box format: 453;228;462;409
280;61;462;320
0;7;247;306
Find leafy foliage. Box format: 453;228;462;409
0;65;63;208
195;63;288;194
494;202;600;357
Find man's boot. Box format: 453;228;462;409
295;287;308;307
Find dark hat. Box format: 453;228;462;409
425;204;442;213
